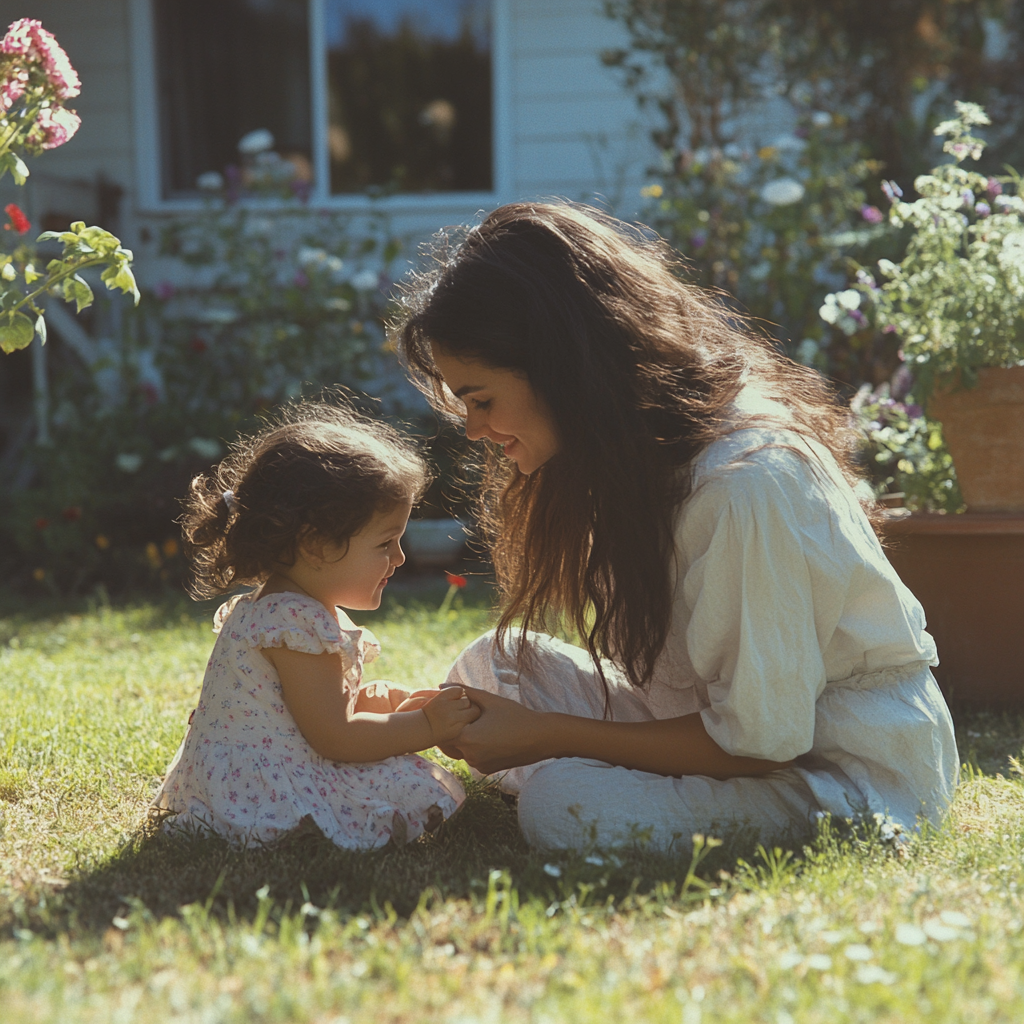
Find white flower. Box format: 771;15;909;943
844;944;873;961
836;289;861;310
238;128;275;155
922;918;960;942
115;453;143;473
939;910;972;928
811;111;832;128
1000;231;1024;273
188;438;221;460
542;863;562;877
772;134;808;152
351;269;379;291
805;953;832;970
584;855;604;866
895;923;927;946
877;258;900;277
855;964;897;985
778;951;803;969
297;247;328;267
195;171;224;191
323;297;351;312
761;178;806;206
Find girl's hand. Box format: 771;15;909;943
435;685;546;773
394;688;444;713
421;685;480;744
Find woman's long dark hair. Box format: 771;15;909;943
394;202;864;692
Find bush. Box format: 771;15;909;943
0;205;423;593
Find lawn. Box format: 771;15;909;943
2;581;1023;1023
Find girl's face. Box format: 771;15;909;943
431;345;561;475
313;499;411;611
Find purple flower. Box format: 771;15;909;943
861;205;884;224
155;281;175;301
987;177;1003;197
976;201;991;218
850;308;866;325
906;403;923;419
961;190;975;207
883;325;897;334
689;231;708;250
891;365;913;400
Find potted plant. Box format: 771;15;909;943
821;102;1024;512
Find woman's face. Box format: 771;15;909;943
430;345;561;475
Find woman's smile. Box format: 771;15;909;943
430;346;561;475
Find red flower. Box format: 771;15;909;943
445;572;468;588
61;506;82;522
4;203;30;234
34;517;49;530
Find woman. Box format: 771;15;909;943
394;202;958;852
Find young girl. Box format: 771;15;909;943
151;403;476;848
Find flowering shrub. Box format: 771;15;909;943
851;375;962;513
639;111;885;365
0;18;138;353
821;102;1024;402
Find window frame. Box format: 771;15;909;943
129;0;511;213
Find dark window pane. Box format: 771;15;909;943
326;0;491;194
155;0;311;198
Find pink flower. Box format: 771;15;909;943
35;105;80;149
0;68;28;111
2;19;81;99
861;205;884;224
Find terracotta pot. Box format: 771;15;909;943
930;365;1024;512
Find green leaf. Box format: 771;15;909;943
0;313;35;354
100;262;141;304
64;274;95;313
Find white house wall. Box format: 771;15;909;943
0;0;656;281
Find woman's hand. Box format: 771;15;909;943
420;685;480;744
435;685;548;773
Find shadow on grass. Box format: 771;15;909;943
5;783;790;941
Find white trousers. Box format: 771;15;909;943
444;631;822;852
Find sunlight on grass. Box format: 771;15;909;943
2;590;1024;1023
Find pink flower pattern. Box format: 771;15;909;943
151;592;465;848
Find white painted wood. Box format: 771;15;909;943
129;0;161;210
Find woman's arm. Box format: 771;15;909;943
264;647;479;762
442;686;791;779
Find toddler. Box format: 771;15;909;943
151;402;475;848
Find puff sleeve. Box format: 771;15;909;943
215;593;378;686
678;455;849;762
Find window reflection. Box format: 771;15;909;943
326;0;492;194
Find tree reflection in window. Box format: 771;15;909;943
326;1;492;194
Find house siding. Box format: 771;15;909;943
0;0;655;269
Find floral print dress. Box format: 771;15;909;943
151;592;465;848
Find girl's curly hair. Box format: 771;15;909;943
180;400;430;599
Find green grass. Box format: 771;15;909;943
2;583;1024;1022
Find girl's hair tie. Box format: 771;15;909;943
222;489;237;513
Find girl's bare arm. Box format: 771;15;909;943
441;686;792;779
263;648;478;762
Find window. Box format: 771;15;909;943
140;0;499;205
326;1;491;195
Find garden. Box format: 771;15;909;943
2;6;1024;1022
